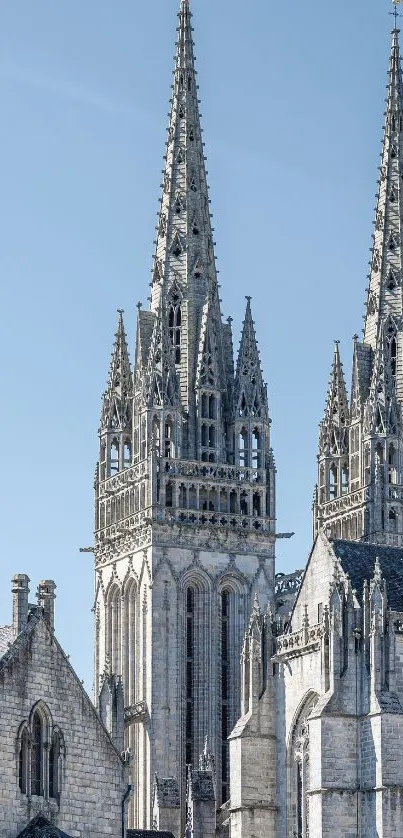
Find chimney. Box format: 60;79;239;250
37;580;56;632
11;574;30;637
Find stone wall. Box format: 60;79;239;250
0;615;126;838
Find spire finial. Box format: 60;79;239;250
391;0;402;31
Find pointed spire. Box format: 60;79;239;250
364;315;400;435
364;27;403;348
150;0;217;316
101;311;132;431
319;341;349;456
143;299;180;409
234;298;269;421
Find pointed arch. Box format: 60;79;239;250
287;692;319;838
18;722;29;794
106;582;122;676
167;286;182;364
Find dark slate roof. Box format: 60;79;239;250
0;625;13;658
17;815;73;838
127;832;174;838
332;540;403;610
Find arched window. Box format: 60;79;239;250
290;695;318;838
141;417;147;460
49;731;62;799
124;580;137;706
100;440;107;481
166;481;173;508
252;428;261;470
18;709;64;800
329;464;338;499
389;507;398;532
123;439;132;469
110;439;120;476
31;712;43;796
390;337;397;379
209;395;216;419
221;590;230;803
185;587;195;767
19;727;29;794
201;424;208;447
240;491;248;516
341;464;349;496
253;492;261;517
389;445;397;484
239;429;248;468
108;586;122;676
165;419;174;458
152;416;160;451
168;293;182;364
201;394;208;418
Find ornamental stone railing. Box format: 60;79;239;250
99;458;149;497
154;506;274;532
162;458;267;486
320;487;370;518
275;622;324;659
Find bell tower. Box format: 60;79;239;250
314;27;403;546
93;1;277;828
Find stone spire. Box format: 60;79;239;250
99;311;133;480
364;28;403;350
150;0;217;316
234;298;268;421
100;311;132;433
314;28;403;545
318;342;349;457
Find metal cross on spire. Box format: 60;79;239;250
391;0;402;30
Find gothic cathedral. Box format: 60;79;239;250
93;3;403;837
93;1;276;829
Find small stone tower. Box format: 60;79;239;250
314;27;403;546
93;0;276;830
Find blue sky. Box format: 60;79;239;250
0;0;394;691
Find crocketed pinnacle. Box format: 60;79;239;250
100;311;132;431
364;28;403;348
319;342;349;457
234;298;268;421
150;0;217;314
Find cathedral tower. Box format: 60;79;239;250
93;1;276;829
314;26;403;546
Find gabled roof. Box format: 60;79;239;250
0;624;13;658
17;815;73;838
0;608;124;764
332;539;403;611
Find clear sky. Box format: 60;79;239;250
0;0;395;692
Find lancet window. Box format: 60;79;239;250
185;587;195;767
107;584;122;676
110;439;120;476
389;444;397;484
221;590;230;803
18;705;65;801
165;418;174;458
123;438;132;469
168;292;182;364
289;694;318;838
124;580;137;706
329;464;338;499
